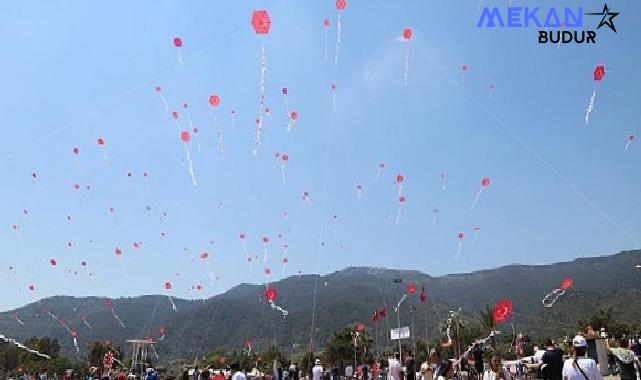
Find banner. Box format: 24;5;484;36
390;327;410;340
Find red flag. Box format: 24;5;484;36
420;287;427;303
492;299;513;324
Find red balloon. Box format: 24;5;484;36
200;252;208;260
336;0;346;11
462;64;469;72
240;233;246;240
283;257;288;264
164;281;172;290
196;284;203;291
396;174;404;183
481;177;490;187
28;285;35;291
356;184;362;190
379;307;388;317
265;287;277;301
324;18;330;27
282;87;288;95
208;95;220;107
251;10;271;34
290;111;298;120
458;232;465;240
155;86;162;93
594;65;605;81
97;138;105;146
282;154;289;161
492;299;513;324
403;28;412;40
406;283;416;294
73;147;79;155
49;259;57;266
331;83;336;91
262;236;269;244
172;111;178;119
629;135;635;141
173;37;182;48
560;278;573;290
114;247;122;256
356;323;365;332
31;172;37;179
399;196;406;203
180;131;190;143
264;267;271;275
81;261;87;267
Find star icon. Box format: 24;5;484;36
586;3;619;33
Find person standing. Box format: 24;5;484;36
312;360;324;380
346;365;354;380
405;352;415;380
608;338;641;380
231;364;246;380
562;336;603;380
541;339;564;380
472;344;484;380
388;354;401;380
482;354;512;380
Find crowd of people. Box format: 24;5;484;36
182;334;640;380
5;333;641;380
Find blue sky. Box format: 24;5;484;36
1;0;640;312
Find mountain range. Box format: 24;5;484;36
2;249;640;360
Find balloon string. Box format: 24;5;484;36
283;95;290;116
541;288;566;308
269;300;288;319
13;228;23;243
111;307;126;328
625;140;632;151
150;344;159;360
183;143;197;187
100;148;110;165
254;44;266;156
83;319;92;329
431;212;437;226
0;334;52;359
455;241;463;261
585;89;596;125
118;257;129;278
286;117;296;132
216;128;225;154
471;231;480;250
334;14;342;67
176;49;183;65
324;27;328;62
167;295;177;311
403;45;410;86
158;93;169;113
281;164;287;185
395;204;403;226
470;187;483;213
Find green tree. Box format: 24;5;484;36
323;328;373;369
478;305;496;333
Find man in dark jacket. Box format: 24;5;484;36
541;339;563;380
